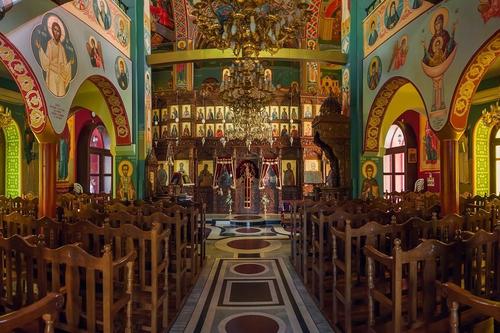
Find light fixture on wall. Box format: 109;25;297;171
192;0;312;58
0;105;12;128
481;100;500;126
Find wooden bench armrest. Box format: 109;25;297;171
0;292;64;332
364;245;393;269
441;282;500;321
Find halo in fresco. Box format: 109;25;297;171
73;0;89;10
118;159;133;177
31;13;78;97
93;0;111;30
367;56;382;90
384;0;403;30
115;56;129;90
115;16;128;47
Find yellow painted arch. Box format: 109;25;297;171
373;83;427;155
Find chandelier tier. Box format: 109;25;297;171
482;100;500;126
0;105;12;128
192;0;312;58
220;58;275;113
219;58;275;148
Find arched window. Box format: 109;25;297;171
88;125;112;194
383;124;406;193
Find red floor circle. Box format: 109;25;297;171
227;239;271;250
232;215;262;221
235;227;261;234
225;314;279;333
233;263;266;275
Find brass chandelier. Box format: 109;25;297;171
482;100;500;126
220;59;275;149
192;0;312;58
220;58;275;112
0;105;12;128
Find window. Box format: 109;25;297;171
89;126;112;194
383;124;406;193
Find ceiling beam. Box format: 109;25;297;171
147;48;347;67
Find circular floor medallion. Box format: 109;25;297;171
218;312;286;333
232;263;267;275
235;227;261;234
232;215;262;221
215;237;282;254
227;239;271;250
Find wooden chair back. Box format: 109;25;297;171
107;210;139;228
106;222;170;331
465;208;493;232
366;238;462;332
461;228;500;297
2;212;37;237
42;243;136;333
0;234;46;311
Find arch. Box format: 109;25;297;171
3;120;21;197
73;76;132;146
449;31;500;131
364;77;427;153
0;33;52;139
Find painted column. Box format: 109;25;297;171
440;139;459;214
39;142;56;217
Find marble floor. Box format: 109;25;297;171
170;230;332;333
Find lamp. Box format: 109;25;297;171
192;0;312;58
0;105;12;128
482;100;500;126
219;58;275;149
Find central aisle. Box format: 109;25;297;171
170;228;332;333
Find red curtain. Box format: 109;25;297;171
259;158;281;189
214;157;235;189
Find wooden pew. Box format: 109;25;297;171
331;220;394;333
441;283;500;333
106;222;170;333
1;212;37;238
145;212;188;310
0;292;63;333
365;238;462;333
42;243;136;333
0;234;46;312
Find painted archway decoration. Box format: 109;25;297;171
0;33;50;137
306;0;322;40
364;76;410;153
173;0;189;41
472;117;492;196
3;121;21;197
450;31;500;131
88;75;132;146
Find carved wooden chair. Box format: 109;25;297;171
365;238;462;333
0;292;63;333
331;220;393;333
106;222;170;333
42;243;136;333
465;208;494;232
145;212;188;310
2;212;37;238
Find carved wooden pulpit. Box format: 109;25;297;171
312;95;351;198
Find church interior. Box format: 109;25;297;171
0;0;500;332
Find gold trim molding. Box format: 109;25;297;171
147;48;347;66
